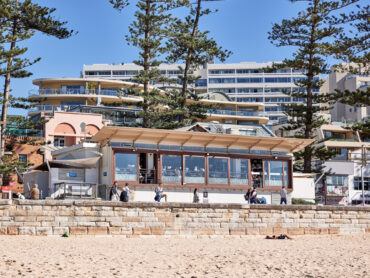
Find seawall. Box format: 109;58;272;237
0;200;369;236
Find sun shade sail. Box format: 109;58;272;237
31;157;101;171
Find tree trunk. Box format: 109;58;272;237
180;0;201;122
1;16;18;156
303;0;319;173
142;0;151;128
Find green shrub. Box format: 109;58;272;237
291;198;315;205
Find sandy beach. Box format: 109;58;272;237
0;235;369;278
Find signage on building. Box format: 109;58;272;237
68;172;77;178
1;186;11;192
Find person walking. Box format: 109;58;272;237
280;185;287;205
120;183;131;202
193;188;199;203
110;181;119;201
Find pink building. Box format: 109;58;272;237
43;112;105;159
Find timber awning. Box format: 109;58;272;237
92;126;314;153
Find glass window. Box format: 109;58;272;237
112;71;125;76
284;162;290;188
162;155;182;183
209;69;235;74
209;78;235;84
167;70;180;75
230;158;249;185
326;175;348;195
326;175;348;186
354;177;370;191
185;156;205;183
54;136;65;147
115;153;137;181
97;71;111;76
208;157;229;184
237;88;263;93
236;78;263;83
195;79;207;87
236;69;262;74
264;161;284;186
239;129;256;136
265;77;291;83
18;154;27;167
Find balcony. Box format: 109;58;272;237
28;89;141;99
28;105;142;126
28;105;80;114
207;109;265;117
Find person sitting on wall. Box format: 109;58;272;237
120;183;131;202
249;187;257;204
110;181;120;201
30;184;40;200
244;188;251;203
154;183;167;202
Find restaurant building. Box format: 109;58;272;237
92;126;313;204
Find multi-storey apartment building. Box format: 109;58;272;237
328;64;370;123
27;77;268;157
82;62;315;123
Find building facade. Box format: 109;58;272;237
82;62;315;124
35;126;312;204
328;64;370;123
273;121;370;205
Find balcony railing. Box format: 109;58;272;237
327;138;355;142
207;109;265;117
28;89;140;98
28;105;80;113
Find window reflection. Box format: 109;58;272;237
284;162;289;188
230;158;249;185
115;153;137;181
185;156;205;183
264;161;283;186
162;155;182;183
209;157;228;184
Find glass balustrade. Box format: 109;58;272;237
28;89;131;97
207;109;264;117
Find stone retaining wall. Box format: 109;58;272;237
0;200;369;236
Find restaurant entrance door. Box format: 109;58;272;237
139;153;157;184
251;158;263;188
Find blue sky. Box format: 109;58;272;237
9;0;308;114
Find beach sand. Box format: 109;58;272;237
0;235;369;278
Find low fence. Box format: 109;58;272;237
0;200;369;236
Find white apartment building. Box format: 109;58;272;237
82;62;314;124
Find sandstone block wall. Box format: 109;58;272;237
0;200;369;237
